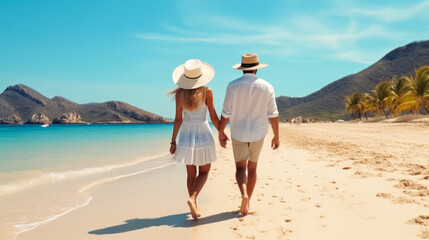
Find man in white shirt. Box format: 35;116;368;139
219;53;279;215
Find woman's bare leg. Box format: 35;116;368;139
186;165;197;197
188;164;211;219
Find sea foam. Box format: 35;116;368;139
12;161;175;240
0;152;170;196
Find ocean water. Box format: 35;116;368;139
0;124;175;240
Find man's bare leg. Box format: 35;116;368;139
188;164;211;219
235;160;249;215
247;161;258;210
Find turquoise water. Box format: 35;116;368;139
0;124;172;171
0;124;176;239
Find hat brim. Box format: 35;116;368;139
172;62;215;89
232;63;268;70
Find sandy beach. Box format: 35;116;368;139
15;121;429;240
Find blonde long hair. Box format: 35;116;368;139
170;87;206;111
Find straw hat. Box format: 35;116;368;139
233;53;268;70
172;59;215;89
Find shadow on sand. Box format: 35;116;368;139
89;211;241;235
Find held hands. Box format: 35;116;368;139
271;137;280;150
218;131;230;148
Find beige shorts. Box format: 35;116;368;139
231;137;265;163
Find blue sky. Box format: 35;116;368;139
1;0;428;119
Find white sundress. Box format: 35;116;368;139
174;104;217;166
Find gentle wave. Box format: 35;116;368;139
12;162;176;240
79;162;176;193
13;196;93;240
0;152;170;197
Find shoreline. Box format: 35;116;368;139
8;122;429;239
0;152;173;240
14;162;176;240
0;122;174;125
2;114;429;125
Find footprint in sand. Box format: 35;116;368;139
408;216;429;226
298;208;307;213
393;197;418;204
276;226;292;238
376;192;393;199
408;216;429;238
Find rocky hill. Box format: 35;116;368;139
277;40;429;121
0;84;170;124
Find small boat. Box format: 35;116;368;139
41;123;49;128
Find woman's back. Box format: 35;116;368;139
182;104;207;123
169;58;218;220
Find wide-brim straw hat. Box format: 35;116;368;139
172;59;215;89
233;53;268;70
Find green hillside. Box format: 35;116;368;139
277;40;429;121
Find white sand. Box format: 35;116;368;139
16;122;429;240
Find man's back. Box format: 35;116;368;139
218;53;280;216
221;73;278;142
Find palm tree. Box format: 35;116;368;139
345;92;363;120
387;76;413;116
402;66;429;114
372;81;393;119
360;93;375;120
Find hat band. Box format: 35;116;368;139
184;73;203;79
241;62;259;68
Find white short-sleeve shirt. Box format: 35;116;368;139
221;73;279;142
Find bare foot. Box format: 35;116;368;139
197;207;202;217
240;196;249;215
187;199;198;220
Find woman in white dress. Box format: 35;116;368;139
169;59;220;220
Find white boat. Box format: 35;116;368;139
41;123;49;127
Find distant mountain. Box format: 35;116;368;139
0;84;170;124
277;40;429;121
